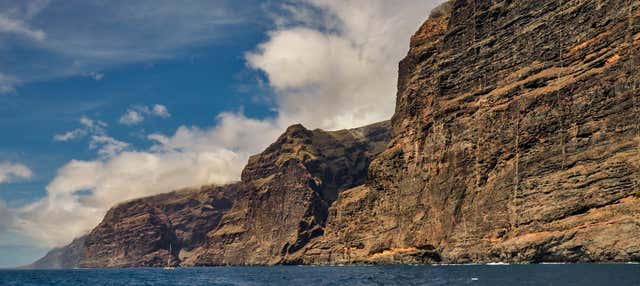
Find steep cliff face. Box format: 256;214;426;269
30;121;391;268
79;185;238;267
193;122;390;266
31;185;238;268
305;0;640;264
32;0;640;268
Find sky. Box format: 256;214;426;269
0;0;443;267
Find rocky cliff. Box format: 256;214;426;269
302;0;640;264
30;121;391;268
32;0;639;268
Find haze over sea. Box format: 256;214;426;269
1;265;639;286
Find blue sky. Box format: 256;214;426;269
0;0;441;267
0;29;270;204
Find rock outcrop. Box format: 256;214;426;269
31;0;639;268
194;122;390;266
30;121;391;268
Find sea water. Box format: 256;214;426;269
0;264;638;285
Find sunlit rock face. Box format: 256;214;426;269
306;0;640;264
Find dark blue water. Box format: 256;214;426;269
0;264;638;286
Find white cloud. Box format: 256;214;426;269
55;116;129;158
152;104;170;118
53;129;87;142
247;0;441;130
79;116;101;128
149;112;281;154
53;116;107;142
0;15;45;41
119;104;171;125
0;162;33;184
118;110;144;125
89;135;130;159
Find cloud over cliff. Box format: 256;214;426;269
12;0;443;248
248;0;439;130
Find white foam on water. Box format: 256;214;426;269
434;263;479;266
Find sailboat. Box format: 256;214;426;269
164;243;176;270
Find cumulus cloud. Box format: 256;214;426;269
119;110;144;125
248;0;441;130
119;104;171;125
14;0;443;248
152;104;171;118
89;135;130;159
0;162;33;184
148;112;279;153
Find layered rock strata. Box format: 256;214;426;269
32;0;640;268
304;0;640;264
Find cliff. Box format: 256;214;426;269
31;0;639;268
303;0;640;264
30;121;391;268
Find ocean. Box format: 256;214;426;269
0;264;638;285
